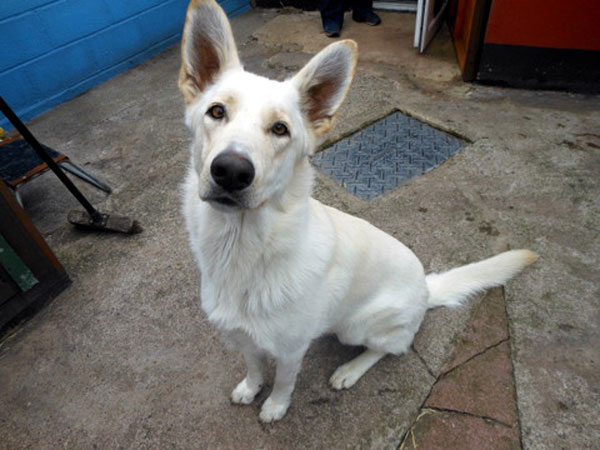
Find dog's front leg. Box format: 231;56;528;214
231;345;267;405
259;351;305;423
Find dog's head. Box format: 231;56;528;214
179;0;357;211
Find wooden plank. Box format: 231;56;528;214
0;235;38;292
0;182;70;334
0;265;20;307
0;271;70;333
0;182;65;274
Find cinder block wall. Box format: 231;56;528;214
0;0;250;130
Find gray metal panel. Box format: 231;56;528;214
312;112;464;200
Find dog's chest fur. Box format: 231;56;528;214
184;173;333;354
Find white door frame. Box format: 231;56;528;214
414;0;448;52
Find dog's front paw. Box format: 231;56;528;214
329;363;362;390
259;397;289;423
231;378;262;405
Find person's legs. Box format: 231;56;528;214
320;0;345;36
351;0;381;25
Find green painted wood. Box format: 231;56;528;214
0;234;38;292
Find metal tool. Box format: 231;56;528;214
0;96;142;234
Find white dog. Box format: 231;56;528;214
179;0;537;422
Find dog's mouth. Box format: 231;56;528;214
211;196;238;206
201;191;246;210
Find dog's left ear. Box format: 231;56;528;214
291;40;358;135
179;0;241;104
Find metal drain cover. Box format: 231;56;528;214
312;111;465;200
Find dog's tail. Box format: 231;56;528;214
425;249;538;308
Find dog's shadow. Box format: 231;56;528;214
258;335;394;403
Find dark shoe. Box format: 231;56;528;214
323;20;341;37
352;10;381;26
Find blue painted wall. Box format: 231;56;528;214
0;0;250;130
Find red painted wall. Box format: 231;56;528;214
485;0;600;50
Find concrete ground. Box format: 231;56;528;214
1;8;599;450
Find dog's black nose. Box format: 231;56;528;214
210;151;255;192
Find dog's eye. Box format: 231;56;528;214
207;104;226;120
271;122;289;137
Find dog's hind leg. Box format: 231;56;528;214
231;346;267;405
329;348;386;390
259;350;306;422
330;300;426;390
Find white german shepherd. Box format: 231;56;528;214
179;0;537;422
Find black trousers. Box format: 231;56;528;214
319;0;373;27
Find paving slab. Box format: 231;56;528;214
426;341;518;426
443;287;509;373
408;285;521;448
0;7;599;450
400;409;521;450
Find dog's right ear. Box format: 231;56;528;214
179;0;240;104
